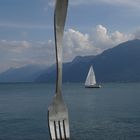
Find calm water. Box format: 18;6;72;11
0;83;140;140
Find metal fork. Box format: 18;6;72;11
48;0;70;139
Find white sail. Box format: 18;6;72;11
85;66;96;86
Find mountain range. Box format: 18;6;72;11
36;39;140;83
0;65;47;83
0;39;140;83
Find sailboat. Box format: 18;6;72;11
85;66;101;88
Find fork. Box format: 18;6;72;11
48;0;70;139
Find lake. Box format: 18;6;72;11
0;83;140;140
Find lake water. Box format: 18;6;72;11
0;83;140;140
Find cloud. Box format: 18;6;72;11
62;25;134;61
92;25;134;50
0;22;52;29
63;29;101;61
48;0;140;8
0;40;55;72
0;24;136;72
101;0;140;9
48;0;55;7
68;0;140;9
0;40;31;53
133;27;140;39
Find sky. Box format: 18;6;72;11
0;0;140;72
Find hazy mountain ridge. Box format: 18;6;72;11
0;39;140;83
36;39;140;83
0;65;47;83
92;39;140;82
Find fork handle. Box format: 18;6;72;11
54;0;68;96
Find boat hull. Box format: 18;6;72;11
85;85;101;88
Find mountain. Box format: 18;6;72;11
36;39;140;83
91;39;140;82
0;65;47;83
36;55;95;83
0;39;140;83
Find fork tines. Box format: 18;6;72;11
49;119;70;140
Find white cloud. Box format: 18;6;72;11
94;25;110;45
62;25;134;61
63;29;101;61
92;25;134;50
0;24;137;72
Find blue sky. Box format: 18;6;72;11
0;0;140;72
